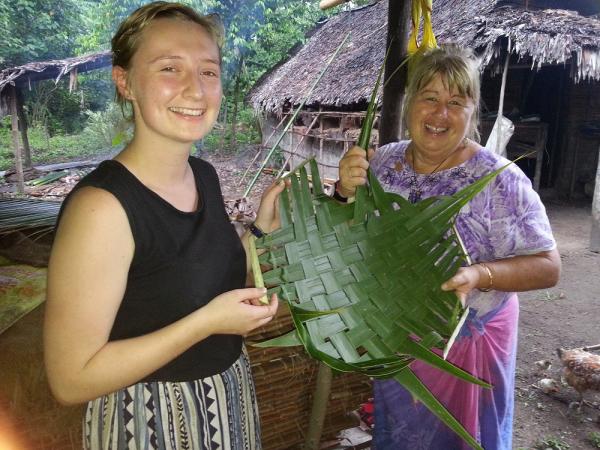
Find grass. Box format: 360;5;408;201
589;432;600;448
533;436;570;450
0;105;262;171
0;123;101;171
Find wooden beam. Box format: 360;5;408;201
319;0;348;10
590;144;600;253
379;0;411;145
8;85;25;194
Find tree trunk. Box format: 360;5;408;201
590;145;600;252
379;0;411;146
219;101;228;153
230;56;244;151
9;86;25;194
15;88;32;168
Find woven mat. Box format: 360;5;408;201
0;257;46;335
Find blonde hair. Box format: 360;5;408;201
111;1;224;111
402;45;482;141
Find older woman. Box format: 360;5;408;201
336;45;560;450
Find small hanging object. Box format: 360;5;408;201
408;0;437;55
407;0;438;75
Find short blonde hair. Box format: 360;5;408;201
111;1;224;111
402;45;482;141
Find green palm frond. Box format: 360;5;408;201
253;157;510;450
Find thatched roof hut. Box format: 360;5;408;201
0;51;111;96
248;0;600;197
248;0;600;113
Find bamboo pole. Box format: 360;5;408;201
238;114;287;186
276;113;321;178
9;85;25;194
304;363;333;450
590;144;600;252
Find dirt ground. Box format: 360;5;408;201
1;150;599;449
512;197;600;450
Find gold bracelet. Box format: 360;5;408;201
478;263;493;292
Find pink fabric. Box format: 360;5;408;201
374;294;519;450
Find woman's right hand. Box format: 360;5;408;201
337;146;374;198
201;288;279;336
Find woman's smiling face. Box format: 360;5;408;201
407;73;475;158
114;17;222;146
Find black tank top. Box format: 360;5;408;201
58;157;245;382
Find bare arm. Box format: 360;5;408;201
441;249;561;304
44;187;277;405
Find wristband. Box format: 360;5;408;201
247;222;266;238
333;180;349;203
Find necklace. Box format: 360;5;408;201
407;140;467;203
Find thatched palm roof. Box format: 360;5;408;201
0;51;112;94
249;0;600;113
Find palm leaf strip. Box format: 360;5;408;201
0;198;61;234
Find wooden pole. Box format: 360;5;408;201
304;363;333;450
379;0;411;145
9;85;25;194
15;87;32;168
590;144;600;253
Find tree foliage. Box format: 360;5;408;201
0;0;85;67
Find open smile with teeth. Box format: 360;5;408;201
425;124;448;134
169;106;205;117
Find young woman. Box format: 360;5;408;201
44;3;282;449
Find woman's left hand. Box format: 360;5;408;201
440;265;484;306
254;179;286;233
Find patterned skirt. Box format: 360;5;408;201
83;352;260;450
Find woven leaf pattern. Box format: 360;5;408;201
255;158;509;450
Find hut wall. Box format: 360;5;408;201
260;112;364;181
480;66;581;192
554;80;600;198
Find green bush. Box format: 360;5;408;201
82;102;132;150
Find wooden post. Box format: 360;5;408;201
304;363;333;450
379;0;411;145
9;85;25;194
590;144;600;252
15;87;32;168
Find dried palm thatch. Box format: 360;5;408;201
251;155;512;450
248;0;600;114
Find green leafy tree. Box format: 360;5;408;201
0;0;84;67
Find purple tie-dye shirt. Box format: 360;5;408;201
370;141;556;450
369;141;556;317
